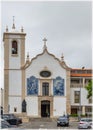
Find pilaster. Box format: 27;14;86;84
82;106;85;115
22;69;25;100
4;70;9;113
66;70;71;114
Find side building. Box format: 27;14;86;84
70;68;92;115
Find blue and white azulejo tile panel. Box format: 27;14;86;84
53;76;64;96
27;76;38;95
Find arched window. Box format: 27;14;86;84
12;40;18;54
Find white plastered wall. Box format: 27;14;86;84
26;51;66;96
53;97;66;116
25;51;67;117
9;97;21;113
26;52;66;78
9;70;22;95
70;88;90;106
25;97;38;116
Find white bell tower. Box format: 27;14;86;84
3;18;26;113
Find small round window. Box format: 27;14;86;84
40;71;51;77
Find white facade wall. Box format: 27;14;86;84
9;97;21;113
25;51;67;117
53;97;66;116
81;88;91;106
26;51;66;96
25;97;38;116
9;70;22;95
26;52;66;79
9;35;21;69
70;88;90;106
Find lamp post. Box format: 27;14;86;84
78;67;85;121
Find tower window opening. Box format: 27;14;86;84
12;41;18;54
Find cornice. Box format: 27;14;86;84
3;32;26;35
3;32;26;41
60;61;71;71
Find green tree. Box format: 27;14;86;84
85;80;92;99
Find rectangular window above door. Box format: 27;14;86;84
42;82;49;96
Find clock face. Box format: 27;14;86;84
40;71;51;77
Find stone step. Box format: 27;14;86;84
29;117;52;122
21;117;29;122
15;113;29;122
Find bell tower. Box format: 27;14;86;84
3;19;26;113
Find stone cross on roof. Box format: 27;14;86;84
43;37;47;51
43;37;47;43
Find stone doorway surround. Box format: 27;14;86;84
38;96;53;118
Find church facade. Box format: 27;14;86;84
3;24;92;118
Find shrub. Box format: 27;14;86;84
70;114;78;117
70;114;86;117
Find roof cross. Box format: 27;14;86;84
43;37;47;51
43;37;47;44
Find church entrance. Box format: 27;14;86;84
41;100;50;117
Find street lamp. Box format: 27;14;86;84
78;67;85;121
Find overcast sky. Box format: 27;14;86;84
0;1;92;87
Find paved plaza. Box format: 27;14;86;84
18;118;79;129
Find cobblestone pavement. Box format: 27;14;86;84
18;118;79;129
